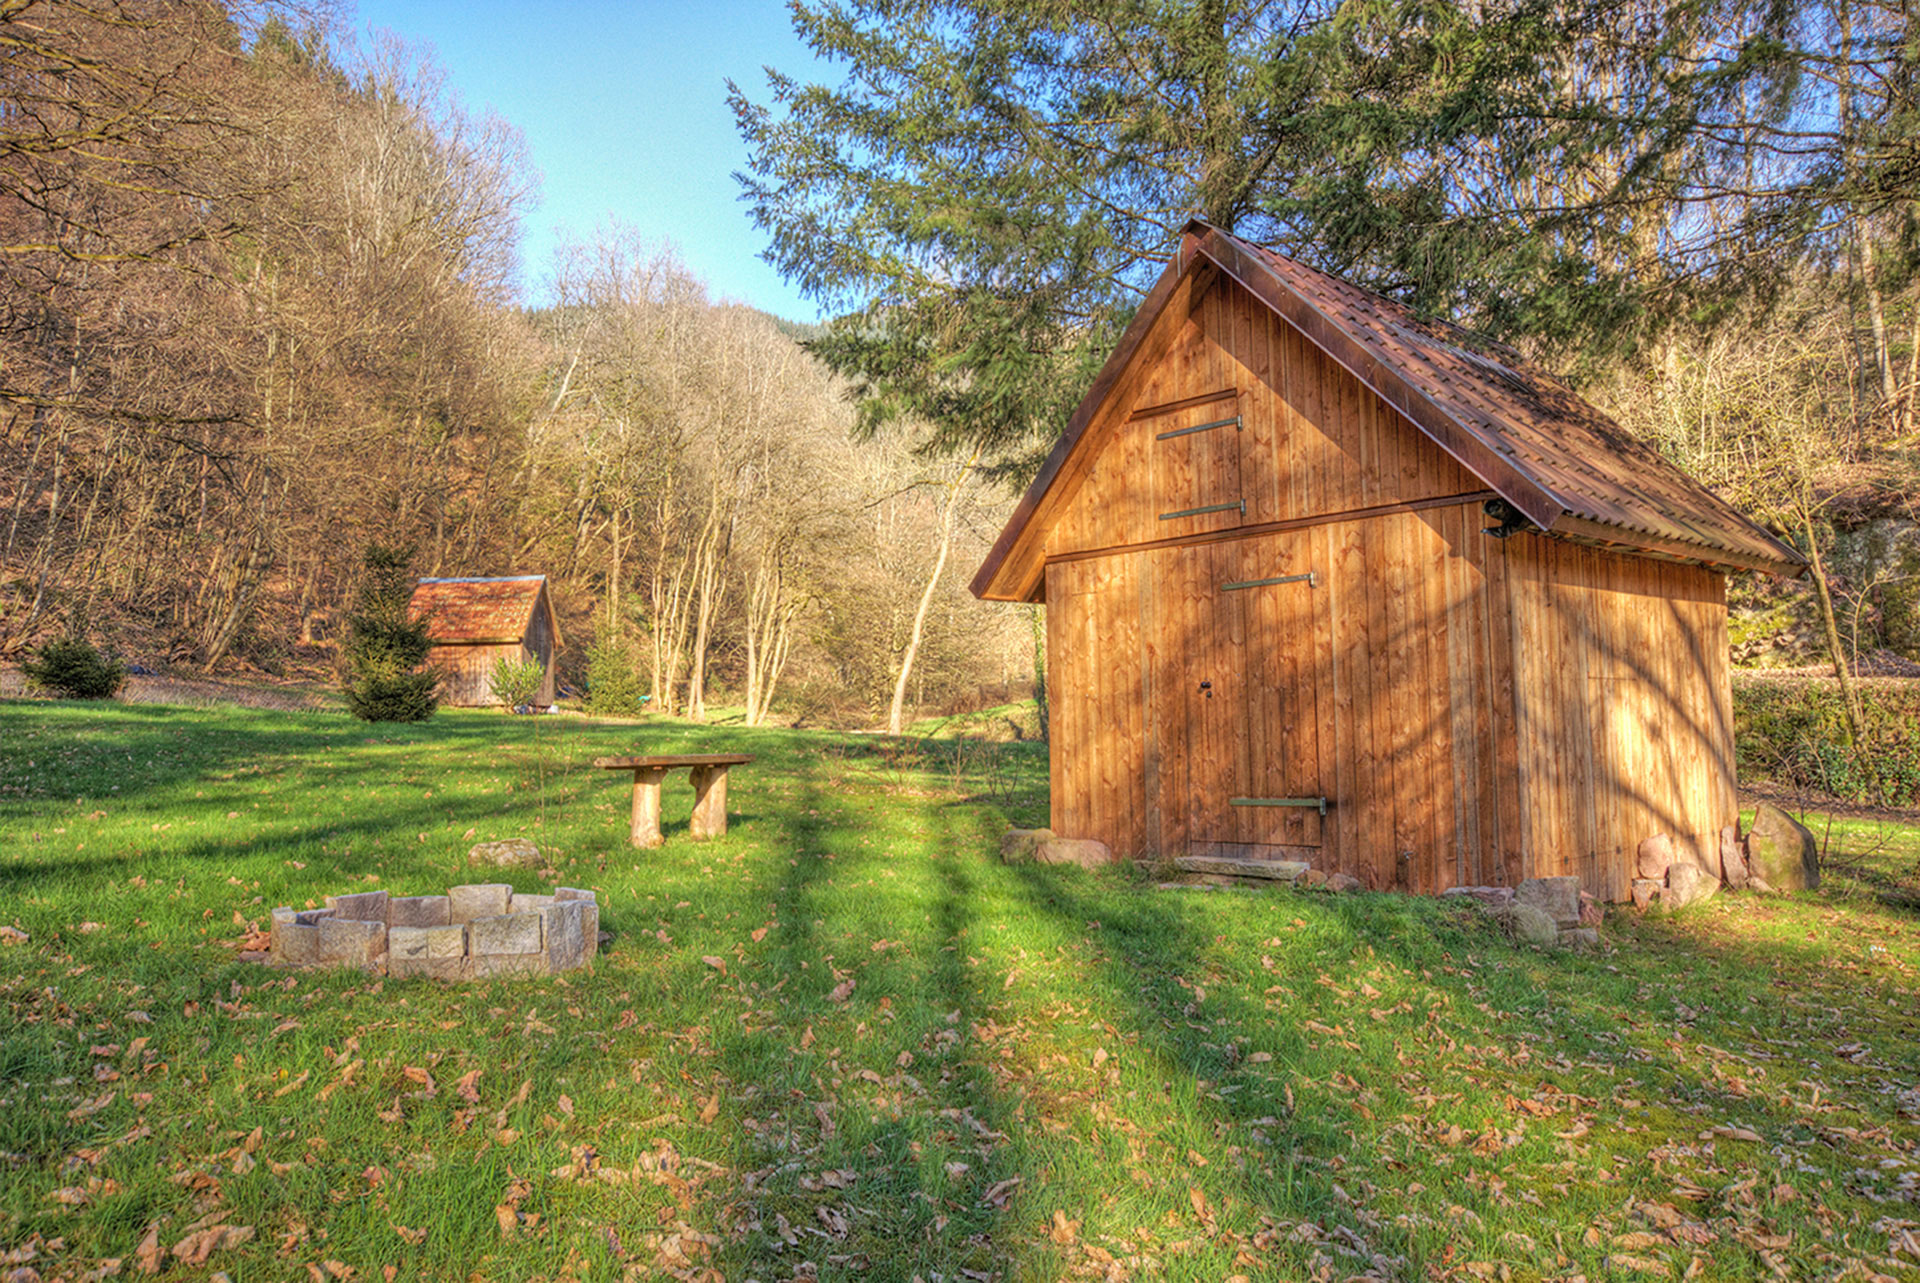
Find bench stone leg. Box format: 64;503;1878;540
630;766;669;848
689;765;729;839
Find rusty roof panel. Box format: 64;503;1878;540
409;576;550;644
1229;234;1806;574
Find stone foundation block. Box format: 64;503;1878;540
470;912;542;956
1630;878;1661;910
325;890;390;923
1442;886;1515;908
270;906;298;952
1515;876;1582;928
318;917;386;969
449;884;512;924
556;888;599;956
999;828;1054;863
389;895;451;929
509;893;555;916
541;900;588;973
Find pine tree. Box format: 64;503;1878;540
342;546;440;723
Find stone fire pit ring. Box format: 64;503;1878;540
269;885;599;979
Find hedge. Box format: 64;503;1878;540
1732;672;1920;805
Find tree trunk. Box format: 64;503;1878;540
886;454;975;735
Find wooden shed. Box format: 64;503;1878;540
972;221;1807;901
408;575;562;708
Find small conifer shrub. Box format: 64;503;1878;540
586;623;645;717
23;635;126;699
488;654;547;712
341;546;440;722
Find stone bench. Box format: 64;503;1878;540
593;753;752;848
268;885;599;979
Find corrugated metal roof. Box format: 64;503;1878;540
409;576;552;645
1226;231;1806;574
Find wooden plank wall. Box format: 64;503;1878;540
1048;502;1526;892
1506;537;1736;901
1046;274;1480;559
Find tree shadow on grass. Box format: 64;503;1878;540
995;864;1920;1279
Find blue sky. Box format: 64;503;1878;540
347;0;827;320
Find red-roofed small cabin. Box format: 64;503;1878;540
973;221;1808;901
409;575;562;708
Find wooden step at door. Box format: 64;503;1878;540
1171;855;1309;882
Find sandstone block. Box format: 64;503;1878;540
1325;872;1362;893
1665;861;1717;909
509;893;555;916
1490;901;1560;946
424;923;466;958
1719;825;1750;891
388;926;432;979
468;953;545;979
469;912;542;956
1578;891;1605;926
278;922;321;967
541;900;588;972
1744;802;1819;892
468;839;542;870
999;828;1054;863
449;884;512;923
556;888;599;955
1297;868;1328;889
1034;838;1118;869
423;956;469;981
389;895;451;929
1561;927;1601;949
324;890;390;923
1442;886;1515;908
1515;876;1582;928
317;917;386;970
1630;879;1661;911
1636;833;1675;881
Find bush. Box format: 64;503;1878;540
488;654;546;712
1733;673;1920;805
342;546;440;723
23;636;126;699
585;626;645;717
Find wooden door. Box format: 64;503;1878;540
1176;533;1324;856
1146;395;1245;542
1227;534;1324;851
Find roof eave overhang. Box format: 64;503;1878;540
1548;514;1810;578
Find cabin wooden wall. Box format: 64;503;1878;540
1038;271;1738;901
429;634;555;706
431;642;517;706
1048;500;1521;893
1506;537;1735;902
1045;274;1482;561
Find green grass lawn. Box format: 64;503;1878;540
1;700;1917;1282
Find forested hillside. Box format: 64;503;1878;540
7;0;1920;732
0;3;1027;726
